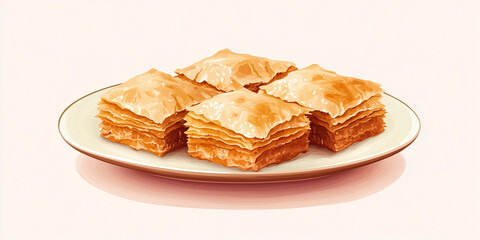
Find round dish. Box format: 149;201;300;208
58;86;420;182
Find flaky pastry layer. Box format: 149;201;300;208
187;89;310;139
260;64;384;118
185;113;309;149
175;49;296;92
97;100;186;133
99;120;187;157
309;114;386;152
311;95;384;126
310;109;386;132
97;98;188;156
243;66;298;92
305;91;387;152
100;68;219;124
188;132;309;171
188;128;308;154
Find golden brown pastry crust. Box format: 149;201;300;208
100;68;220;124
243;66;298;92
97;69;220;157
99;120;187;157
310;95;384;127
175;74;225;93
307;95;386;152
187;89;309;139
184;89;310;171
260;64;386;152
260;64;383;118
175;49;296;92
188;132;309;171
309;114;385;152
185;113;309;150
307;96;386;152
97;100;186;134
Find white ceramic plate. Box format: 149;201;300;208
59;85;420;182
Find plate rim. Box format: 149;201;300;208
58;85;421;183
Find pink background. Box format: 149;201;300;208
1;0;478;239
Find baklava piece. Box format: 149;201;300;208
260;64;386;152
97;69;220;157
175;48;297;92
185;89;310;171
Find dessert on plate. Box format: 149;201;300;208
260;64;386;152
175;48;297;92
96;68;220;157
184;89;311;171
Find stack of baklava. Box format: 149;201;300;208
97;49;386;171
184;89;310;171
97;69;220;157
260;64;386;152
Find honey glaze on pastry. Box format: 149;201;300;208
175;49;296;92
185;89;311;171
260;64;386;152
97;69;220;157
